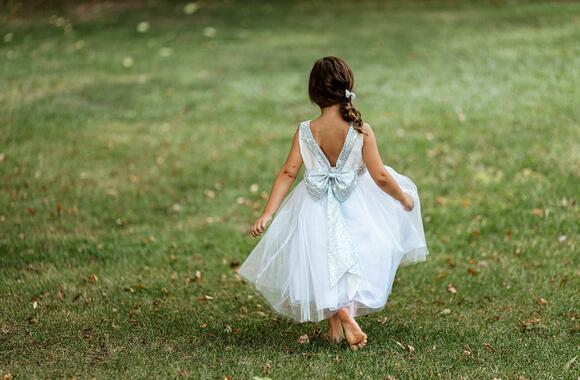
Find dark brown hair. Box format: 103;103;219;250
308;56;364;133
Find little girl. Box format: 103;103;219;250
238;56;428;350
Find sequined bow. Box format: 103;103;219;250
304;167;362;298
304;167;357;202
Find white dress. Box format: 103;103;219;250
238;120;428;323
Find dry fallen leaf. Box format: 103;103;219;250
484;342;495;352
447;284;457;294
86;274;98;284
467;268;479;276
230;260;240;271
463;345;472;359
564;355;577;370
537;298;548;306
297;334;310;344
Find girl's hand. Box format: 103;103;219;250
251;213;273;237
400;193;414;212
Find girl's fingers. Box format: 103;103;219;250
250;217;270;237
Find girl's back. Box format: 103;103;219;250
308;118;352;167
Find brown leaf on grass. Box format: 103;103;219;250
199;295;213;302
56;201;62;217
467;268;479;276
518;317;546;331
86;274;98;284
229;260;240;271
263;360;272;374
199;322;208;328
504;227;512;240
297;334;310;344
461;198;471;208
564;355;577;370
193;270;202;282
471;227;480;238
310;327;322;339
484;342;495;352
463;345;472;359
436;196;446;205
447;284;457;294
446;257;456;268
536;298;548;306
82;327;93;340
3;373;14;380
531;208;544;217
56;289;65;301
394;341;414;354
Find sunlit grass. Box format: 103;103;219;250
1;1;579;378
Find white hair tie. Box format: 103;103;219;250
345;89;356;101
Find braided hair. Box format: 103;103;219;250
308;56;364;133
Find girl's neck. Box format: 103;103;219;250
319;104;342;119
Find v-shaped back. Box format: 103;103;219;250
298;120;365;172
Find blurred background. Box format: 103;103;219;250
1;1;578;378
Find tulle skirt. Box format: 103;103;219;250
238;165;428;323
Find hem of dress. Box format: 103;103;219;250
238;246;429;324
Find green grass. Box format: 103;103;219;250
1;1;579;378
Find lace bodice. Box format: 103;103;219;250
298;120;366;174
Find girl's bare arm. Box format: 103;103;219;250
362;123;414;211
251;127;303;237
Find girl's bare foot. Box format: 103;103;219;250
336;308;367;350
326;313;344;342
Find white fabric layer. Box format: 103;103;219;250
238;121;428;323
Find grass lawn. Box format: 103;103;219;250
1;1;579;378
